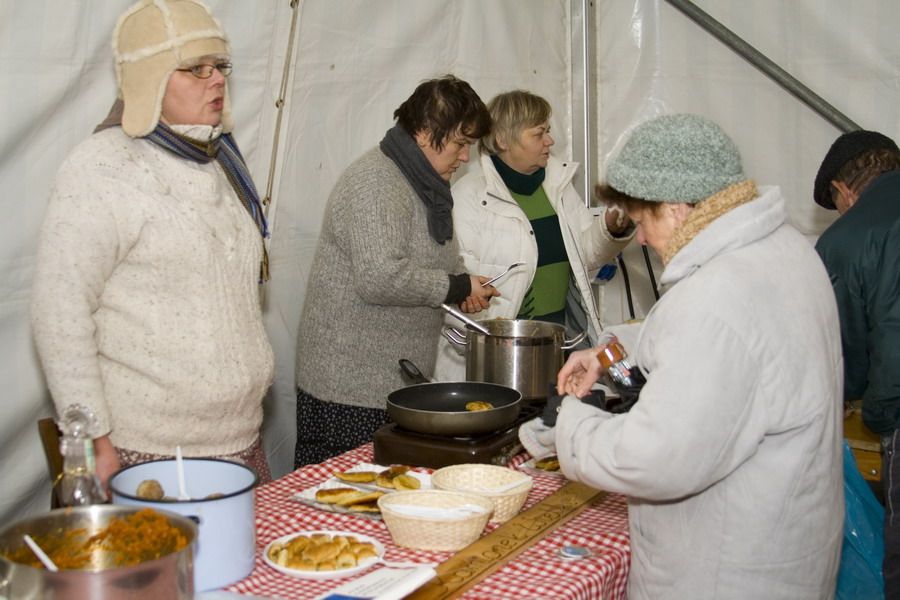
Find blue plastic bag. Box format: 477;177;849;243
836;440;885;600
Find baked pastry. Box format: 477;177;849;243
335;470;378;483
347;502;380;513
465;401;494;411
374;464;413;489
535;456;561;471
317;560;337;571
304;541;341;563
136;479;165;500
375;472;393;488
336;550;357;568
354;545;379;561
393;473;421;490
334;490;385;507
315;487;366;505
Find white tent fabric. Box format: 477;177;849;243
2;0;898;528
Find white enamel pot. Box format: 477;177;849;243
109;458;257;592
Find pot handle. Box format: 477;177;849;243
441;326;467;346
561;331;588;350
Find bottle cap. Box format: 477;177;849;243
597;341;626;369
558;545;592;559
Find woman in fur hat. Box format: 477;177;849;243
31;0;274;487
521;114;844;599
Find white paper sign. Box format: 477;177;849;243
315;566;436;600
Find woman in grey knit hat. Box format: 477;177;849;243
293;75;497;467
521;114;844;599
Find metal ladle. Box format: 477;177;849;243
481;261;526;287
441;303;490;335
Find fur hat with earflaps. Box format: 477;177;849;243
113;0;233;137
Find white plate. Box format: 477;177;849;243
332;463;432;492
263;530;385;580
292;479;385;520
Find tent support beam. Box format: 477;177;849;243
664;0;860;133
570;0;595;207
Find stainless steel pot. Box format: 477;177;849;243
0;505;196;600
443;319;586;400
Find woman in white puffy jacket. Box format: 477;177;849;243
434;90;633;381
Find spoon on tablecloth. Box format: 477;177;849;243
24;534;58;572
175;446;190;501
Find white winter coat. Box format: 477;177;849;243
555;187;844;599
434;152;630;381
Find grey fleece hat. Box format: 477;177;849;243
606;114;745;203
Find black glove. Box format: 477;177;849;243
605;366;646;414
541;383;607;427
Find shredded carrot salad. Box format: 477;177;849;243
3;508;189;570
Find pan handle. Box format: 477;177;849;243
561;331;588;350
399;358;432;384
441;326;467;346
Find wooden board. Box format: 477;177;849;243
406;481;606;599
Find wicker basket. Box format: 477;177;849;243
431;464;533;523
377;490;494;551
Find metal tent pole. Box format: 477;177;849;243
570;0;595;207
663;0;860;133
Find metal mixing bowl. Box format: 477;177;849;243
0;504;196;600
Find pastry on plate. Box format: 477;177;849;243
335;470;378;483
534;456;561;471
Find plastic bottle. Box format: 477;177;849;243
56;404;108;506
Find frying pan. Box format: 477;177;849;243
387;359;522;436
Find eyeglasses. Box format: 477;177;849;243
175;63;233;79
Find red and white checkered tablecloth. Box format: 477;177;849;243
225;444;630;600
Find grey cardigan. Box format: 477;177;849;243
295;147;463;408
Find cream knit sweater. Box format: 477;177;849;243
31;126;274;456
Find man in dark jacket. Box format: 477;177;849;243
814;129;900;597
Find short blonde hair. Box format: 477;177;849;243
481;91;551;155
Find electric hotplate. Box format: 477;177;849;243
373;401;543;469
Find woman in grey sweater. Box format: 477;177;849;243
294;76;496;466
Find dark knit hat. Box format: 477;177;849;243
606;114;745;203
813;130;899;209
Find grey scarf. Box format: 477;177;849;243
379;125;453;244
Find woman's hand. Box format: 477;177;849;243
460;275;500;313
93;435;121;491
604;205;631;236
556;347;604;398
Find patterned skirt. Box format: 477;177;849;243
115;436;272;485
294;388;389;468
